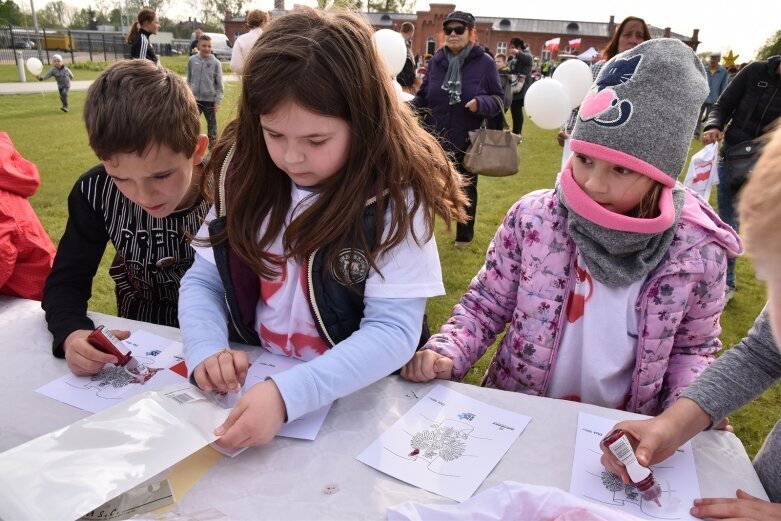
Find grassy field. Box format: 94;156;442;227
0;55;230;83
0;79;775;457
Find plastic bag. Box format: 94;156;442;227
683;142;719;200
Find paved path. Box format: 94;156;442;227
0;74;239;95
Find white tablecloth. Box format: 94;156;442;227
0;296;768;520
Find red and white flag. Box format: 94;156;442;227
544;37;560;51
568;38;582;49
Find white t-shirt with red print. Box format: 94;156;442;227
547;251;645;409
193;183;444;358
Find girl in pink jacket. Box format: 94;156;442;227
402;39;743;415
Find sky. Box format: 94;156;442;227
59;0;776;60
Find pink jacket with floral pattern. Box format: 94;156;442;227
426;185;743;415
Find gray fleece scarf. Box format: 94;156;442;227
442;45;473;105
558;185;686;287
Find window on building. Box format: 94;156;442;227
496;41;507;55
542;49;552;61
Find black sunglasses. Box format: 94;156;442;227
444;25;466;35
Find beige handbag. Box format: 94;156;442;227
463;116;521;177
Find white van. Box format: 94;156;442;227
192;32;233;61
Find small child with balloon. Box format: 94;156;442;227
37;54;73;113
401;38;743;416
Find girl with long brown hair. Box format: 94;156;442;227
178;7;466;448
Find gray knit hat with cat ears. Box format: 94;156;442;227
570;38;708;187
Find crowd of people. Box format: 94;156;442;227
2;5;781;519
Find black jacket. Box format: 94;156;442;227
704;55;781;148
130;29;158;63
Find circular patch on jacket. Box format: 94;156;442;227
332;249;370;285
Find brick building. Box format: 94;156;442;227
224;2;699;62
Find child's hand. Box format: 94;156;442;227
465;99;478;112
691;489;781;520
193;348;249;393
214;379;286;448
400;350;453;382
63;328;127;376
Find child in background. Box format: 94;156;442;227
402;39;743;416
601;122;781;517
42;60;210;377
38;54;73;112
178;8;465;449
494;53;513;111
187;34;225;148
187;34;224;149
0;132;56;300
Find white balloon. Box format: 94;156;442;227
552;59;594;109
372;29;407;77
524;78;572;130
26;57;43;76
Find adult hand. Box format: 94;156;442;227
400;350;453;382
63;328;128;376
702;128;722;145
691;489;781;520
193;348;250;393
215;103;221;112
599;417;682;483
465;99;478;112
37;76;42;81
557;130;568;147
214;379;286;448
601;398;711;483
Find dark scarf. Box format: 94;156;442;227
557;185;686;287
442;45;473;105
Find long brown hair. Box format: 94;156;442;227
126;8;156;45
631;182;663;219
602;16;651;60
208;8;466;280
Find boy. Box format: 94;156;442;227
187;34;224;148
38;54;73;112
42;60;210;376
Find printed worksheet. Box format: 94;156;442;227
570;412;700;520
242;350;332;440
36;331;188;413
356;385;531;502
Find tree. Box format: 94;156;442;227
315;0;364;8
368;0;415;12
0;0;27;25
204;0;245;20
39;0;74;27
756;29;781;60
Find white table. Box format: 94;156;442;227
0;296;769;519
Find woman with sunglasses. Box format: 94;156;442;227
411;10;503;248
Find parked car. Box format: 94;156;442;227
12;40;36;49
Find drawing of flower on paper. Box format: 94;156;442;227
410;423;469;461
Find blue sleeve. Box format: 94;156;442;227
178;253;231;376
270;296;425;422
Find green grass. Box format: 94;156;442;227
0;55;231;83
0;86;775;458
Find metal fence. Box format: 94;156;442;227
1;25;185;66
